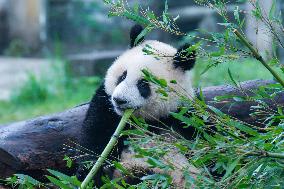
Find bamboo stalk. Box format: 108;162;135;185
238;149;284;159
80;109;134;189
233;29;284;87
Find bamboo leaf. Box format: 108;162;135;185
134;26;153;46
228;68;238;87
46;176;73;189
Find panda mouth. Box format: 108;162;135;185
115;105;141;112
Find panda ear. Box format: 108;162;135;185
130;24;144;48
173;43;196;71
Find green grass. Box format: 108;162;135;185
0;77;101;125
0;58;279;125
194;58;275;87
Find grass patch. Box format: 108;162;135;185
0;76;100;124
0;54;101;126
194;58;275;87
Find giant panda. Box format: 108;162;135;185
79;24;198;187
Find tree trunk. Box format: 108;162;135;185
0;79;283;180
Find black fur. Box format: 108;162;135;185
116;71;127;86
81;83;122;156
130;24;144;48
173;43;196;71
78;83;123;185
137;79;151;99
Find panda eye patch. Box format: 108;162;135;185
116;71;127;85
137;79;151;99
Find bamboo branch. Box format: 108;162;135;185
80;109;134;189
263;152;284;159
239;150;284;159
233;29;284;87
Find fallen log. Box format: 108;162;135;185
0;79;283;180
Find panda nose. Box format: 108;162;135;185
113;97;127;106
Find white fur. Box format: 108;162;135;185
113;140;200;188
104;40;195;120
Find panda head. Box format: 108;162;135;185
105;25;196;120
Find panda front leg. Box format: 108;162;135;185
77;83;126;185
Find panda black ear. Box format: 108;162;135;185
173;43;196;71
130;24;144;48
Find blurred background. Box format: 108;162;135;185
0;0;282;124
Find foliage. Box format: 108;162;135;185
0;43;101;124
99;0;284;188
4;39;31;57
10;73;52;105
0;76;100;124
2;0;284;189
47;0;128;50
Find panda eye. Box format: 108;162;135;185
116;71;127;85
137;79;151;99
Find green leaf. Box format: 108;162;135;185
201;64;213;75
210;46;225;57
63;155;73;168
147;157;169;169
147;11;156;20
207;105;226;117
164;0;168;13
214;94;244;101
171;112;204;130
252;2;262;19
156;88;168;97
222;158;240;180
233;96;245;102
268;58;279;66
47;169;81;187
122;128;145;136
142;69;168;88
133;2;139;14
159;79;168;88
141;173;172;188
173;15;180;21
103;0;111;4
185;41;202;54
46;176;73;189
14;174;42;186
203;132;216;144
174;143;188;152
229;120;258;136
234;6;241;24
240;18;246;28
134;26;153;46
113;161;132;176
194;153;215;166
162;12;169;25
269;0;276;20
198;88;206;103
170;80;177;84
122;11;151;26
217;23;232;27
228;68;238;87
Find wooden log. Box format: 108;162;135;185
0;79;283;180
0;104;89;179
